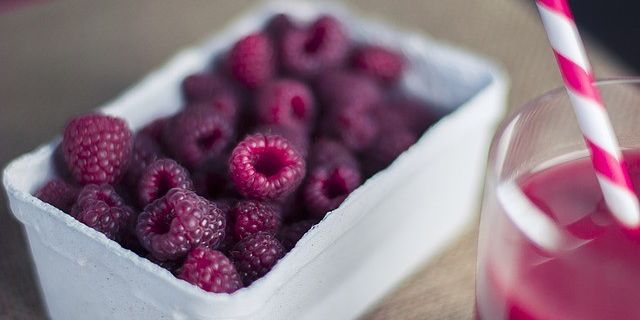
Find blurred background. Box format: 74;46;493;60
0;0;636;319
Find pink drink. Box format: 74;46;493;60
476;151;640;320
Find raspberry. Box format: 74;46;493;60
323;107;378;152
230;233;285;285
35;178;79;212
365;128;416;173
146;253;182;274
71;184;135;241
233;200;282;240
62;114;133;184
192;160;231;200
278;220;315;251
178;247;243;293
303;164;361;217
228;32;275;88
351;45;405;84
124;133;164;191
138;159;194;208
229;134;306;201
141;117;169;145
309;138;357;168
281;15;348;78
256;79;315;129
164;105;234;168
392;97;439;135
253;125;309;158
136;188;226;261
315;71;382;112
182;73;239;121
265;13;295;40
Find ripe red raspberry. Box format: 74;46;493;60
192;160;231;200
230;233;285;285
233;200;282;240
315;71;382;112
228;32;275;88
178;247;243;293
71;184;135;241
62;114;133;184
141;117;169;145
138;159;194;208
303;164;361;217
136;188;226;261
278;220;316;251
124;133;164;191
164;105;234;168
351;45;405;84
323;107;378;152
253;125;309;158
229;134;306;201
256;79;315;129
35;178;79;213
281;15;348;78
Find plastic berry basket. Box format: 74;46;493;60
2;2;508;320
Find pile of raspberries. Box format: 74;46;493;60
34;13;439;294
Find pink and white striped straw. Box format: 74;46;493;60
536;0;640;228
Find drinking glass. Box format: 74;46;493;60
476;78;640;320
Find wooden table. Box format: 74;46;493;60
0;0;627;318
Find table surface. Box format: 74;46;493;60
0;0;628;319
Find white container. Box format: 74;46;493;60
2;2;508;319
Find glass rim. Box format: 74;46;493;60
488;76;640;176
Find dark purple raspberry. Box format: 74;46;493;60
136;188;226;261
35;178;79;212
310;138;357;168
233;200;282;240
324;107;378;152
71;184;134;241
265;13;295;40
365;128;417;174
229;134;306;201
392;97;439;135
164;105;234;168
278;220;316;251
62;114;133;185
138;159;194;208
228;32;275;88
230;233;285;285
351;45;405;84
253;124;309;158
178;247;243;293
281;15;348;78
216;199;237;252
314;71;382;112
146;253;182;274
141;117;169;145
303;164;361;217
192;160;231;200
256;79;315;129
124;133;164;191
182;73;239;121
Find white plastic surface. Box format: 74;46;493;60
2;2;508;319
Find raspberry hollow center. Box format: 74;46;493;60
290;96;306;119
254;149;287;177
197;129;223;151
155;174;174;200
323;170;350;199
304;27;326;53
